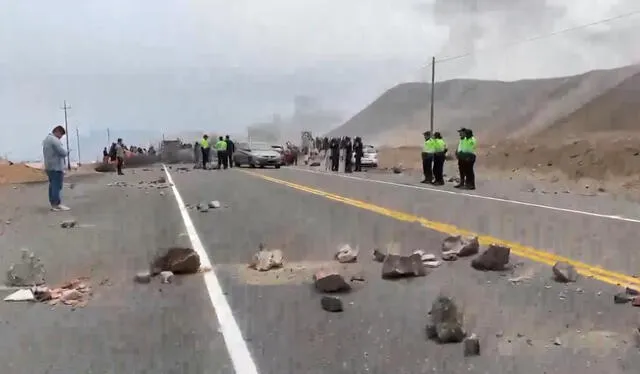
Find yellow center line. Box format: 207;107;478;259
242;170;640;288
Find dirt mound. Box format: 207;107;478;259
0;163;47;185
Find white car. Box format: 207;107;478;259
352;146;378;167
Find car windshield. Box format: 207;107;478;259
250;143;272;151
366;148;377;154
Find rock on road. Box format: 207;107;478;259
0;164;639;373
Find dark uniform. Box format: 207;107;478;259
344;137;353;173
225;136;235;168
454;128;468;189
432;132;447;185
421;131;435;184
353;137;363;172
330;138;340;171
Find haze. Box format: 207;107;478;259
1;0;638;161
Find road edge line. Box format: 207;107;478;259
164;165;259;374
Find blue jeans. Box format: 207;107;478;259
46;170;63;206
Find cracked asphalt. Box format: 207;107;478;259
0;164;639;373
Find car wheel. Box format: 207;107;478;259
259;165;265;169
275;165;281;169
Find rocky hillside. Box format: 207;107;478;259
329;64;640;147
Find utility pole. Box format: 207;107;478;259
429;56;436;134
107;128;110;144
76;127;81;166
61;100;72;170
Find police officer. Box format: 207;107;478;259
454;128;467;188
421;131;436;184
199;134;210;170
330;137;340;171
462;129;476;190
432;132;447;185
353;136;363;172
215;136;228;169
225;135;235;168
344;136;353;173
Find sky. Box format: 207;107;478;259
1;0;639;161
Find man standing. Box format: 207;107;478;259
421;131;436;184
193;141;201;168
225;135;235;168
215;136;228;169
344;136;353;173
462;129;476;190
42;125;70;211
455;128;467;189
432;132;447;185
199;135;210;169
115;138;126;175
353;136;363;172
330;137;340;172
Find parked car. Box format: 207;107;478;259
233;142;283;168
351;145;378;167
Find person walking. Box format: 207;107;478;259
215;136;228;169
199;135;211;169
421;131;436;184
432;132;447;185
225;135;235;168
43;125;70;211
115;138;126;175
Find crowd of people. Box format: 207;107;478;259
314;136;366;173
194;134;235;170
421;128;476;190
102;140;157;176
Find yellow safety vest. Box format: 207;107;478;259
200;138;210;149
433;139;446;153
215;140;227;151
423;138;436;153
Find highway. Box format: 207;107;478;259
0;164;638;373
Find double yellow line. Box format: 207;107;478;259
243;170;640;288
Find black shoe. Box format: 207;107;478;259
420;179;429;184
464;185;476;190
454;184;463;188
433;181;444;186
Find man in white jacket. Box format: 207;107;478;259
42;125;70;211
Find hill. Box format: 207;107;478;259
328;64;640;147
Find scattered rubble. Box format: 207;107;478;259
249;246;284;271
6;248;46;287
151;247;201;275
320;296;344;312
372;249;386;262
463;334;480;356
381;254;426;279
427;295;466;343
134;271;152;284
60;219;77;229
4;289;35;302
160;271;174;284
313;270;351;293
414;250;440;268
471;244;510;271
208;200;221;209
441;235;479;260
552;261;578;283
335;244;358;263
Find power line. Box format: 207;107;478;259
424;8;640;67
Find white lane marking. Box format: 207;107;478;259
284;167;640;224
164;166;259;374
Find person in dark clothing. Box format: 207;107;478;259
330;138;340;171
353;136;363;172
200;135;211;170
432;132;447;185
108;143;117;162
421;131;434;184
462;129;476;190
454;128;467;188
225;135;235;168
344;137;353;173
323;137;329;152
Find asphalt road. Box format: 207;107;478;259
1;164;639;373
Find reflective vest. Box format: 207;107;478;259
423;138;436;153
200;138;210;149
433;139;446;153
215;140;227;151
459;137;477;154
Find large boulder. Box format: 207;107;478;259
471;245;510;271
150;247;201;275
552;261;578;283
6;249;46;287
335;244;358;263
313;270;351;293
381;254;427;279
427;294;466;343
249;249;284;271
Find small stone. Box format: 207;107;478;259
392;166;402;174
441;235;479;257
471;244;510;271
335;244;358;263
4;289;35;302
441;251;458;261
151;247;201;275
197;204;209;212
134;271;152;284
552;261;578;283
350;274;365;282
60;289;83;302
614;292;633;304
553;337;562;346
463;334;480;356
157;176;167;184
208;200;221;209
160;271;174;284
429;295;465;343
372;249;386;262
423;260;442;268
381;254;426;279
60;219;78;229
320;296;343;312
249;249;284;271
313;270;351;293
159;192;165;196
420;253;436;262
